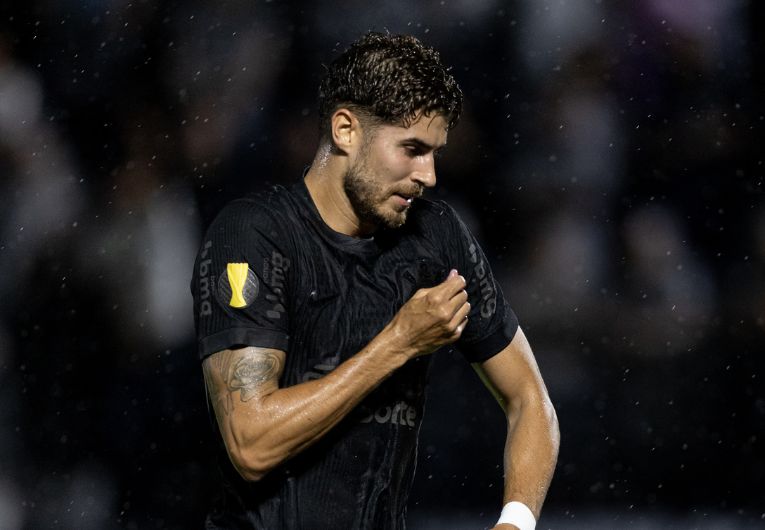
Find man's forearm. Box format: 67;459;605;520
501;394;560;518
476;329;558;529
253;335;408;465
212;333;409;480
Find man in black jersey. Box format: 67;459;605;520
192;33;559;530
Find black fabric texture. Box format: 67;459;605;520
190;178;519;529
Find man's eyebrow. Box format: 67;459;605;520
401;138;446;151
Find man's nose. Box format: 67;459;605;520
411;155;437;188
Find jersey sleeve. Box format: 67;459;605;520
437;202;519;363
191;198;292;361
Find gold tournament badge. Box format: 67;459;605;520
218;262;259;308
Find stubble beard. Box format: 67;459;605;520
343;156;409;231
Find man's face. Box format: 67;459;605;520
343;113;448;230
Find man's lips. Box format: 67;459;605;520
392;193;414;206
391;187;423;206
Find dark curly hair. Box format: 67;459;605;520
318;32;463;139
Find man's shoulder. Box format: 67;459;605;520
211;185;301;231
407;196;460;233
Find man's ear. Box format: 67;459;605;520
330;108;359;155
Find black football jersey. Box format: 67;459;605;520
191;178;518;529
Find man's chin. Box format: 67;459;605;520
378;209;408;230
360;203;409;231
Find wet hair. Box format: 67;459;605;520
318;32;463;139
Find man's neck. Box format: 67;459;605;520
303;148;375;238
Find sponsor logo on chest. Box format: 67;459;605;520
360;400;417;428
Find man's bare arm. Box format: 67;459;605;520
475;327;560;527
203;270;471;482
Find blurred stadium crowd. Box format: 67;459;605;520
0;1;762;528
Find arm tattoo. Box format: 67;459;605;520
204;349;281;417
228;353;279;402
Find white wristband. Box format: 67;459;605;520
496;501;536;530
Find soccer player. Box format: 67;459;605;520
192;32;559;530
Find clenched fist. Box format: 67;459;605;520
383;269;470;359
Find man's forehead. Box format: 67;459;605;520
391;113;449;143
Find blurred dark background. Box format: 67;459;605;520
0;1;763;528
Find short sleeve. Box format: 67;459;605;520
438;203;519;363
191;198;292;361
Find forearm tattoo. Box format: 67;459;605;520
204;349;281;416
